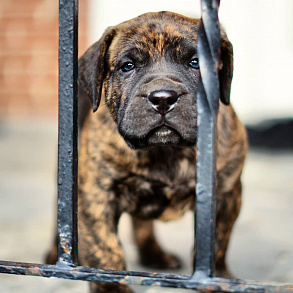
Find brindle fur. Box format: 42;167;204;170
47;11;247;293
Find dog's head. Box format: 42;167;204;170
78;11;233;149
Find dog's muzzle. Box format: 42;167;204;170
118;75;197;149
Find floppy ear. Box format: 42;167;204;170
78;27;116;112
219;31;233;105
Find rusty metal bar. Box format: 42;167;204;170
57;0;79;266
193;0;221;279
0;261;293;293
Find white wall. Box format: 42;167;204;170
87;0;293;123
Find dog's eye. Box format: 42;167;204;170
189;58;199;69
121;62;135;72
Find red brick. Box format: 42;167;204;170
0;0;88;119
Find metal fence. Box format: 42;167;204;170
0;0;292;292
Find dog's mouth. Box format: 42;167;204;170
147;125;181;146
122;124;196;149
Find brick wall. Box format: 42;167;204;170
0;0;88;119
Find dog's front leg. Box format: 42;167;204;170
132;216;181;269
215;179;242;278
78;187;133;293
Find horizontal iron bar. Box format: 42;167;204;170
0;261;292;293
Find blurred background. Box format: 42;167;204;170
0;0;292;292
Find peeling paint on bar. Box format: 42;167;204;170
193;0;221;278
57;0;78;267
0;262;292;292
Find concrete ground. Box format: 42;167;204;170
0;119;292;293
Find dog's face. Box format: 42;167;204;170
79;11;233;149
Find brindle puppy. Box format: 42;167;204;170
48;11;247;293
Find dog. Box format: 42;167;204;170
47;11;247;293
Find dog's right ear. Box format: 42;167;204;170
78;27;116;112
219;30;233;106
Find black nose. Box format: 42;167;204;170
148;90;179;115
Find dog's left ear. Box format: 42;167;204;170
219;31;233;105
78;27;116;112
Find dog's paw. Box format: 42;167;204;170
215;268;233;279
44;248;58;265
90;282;134;293
140;251;181;270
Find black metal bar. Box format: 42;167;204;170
193;0;221;279
57;0;79;266
1;261;293;293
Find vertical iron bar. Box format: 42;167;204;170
57;0;79;266
193;0;221;279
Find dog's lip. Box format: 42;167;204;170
146;124;182;146
148;124;179;137
122;123;196;149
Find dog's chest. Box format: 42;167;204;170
111;149;196;220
